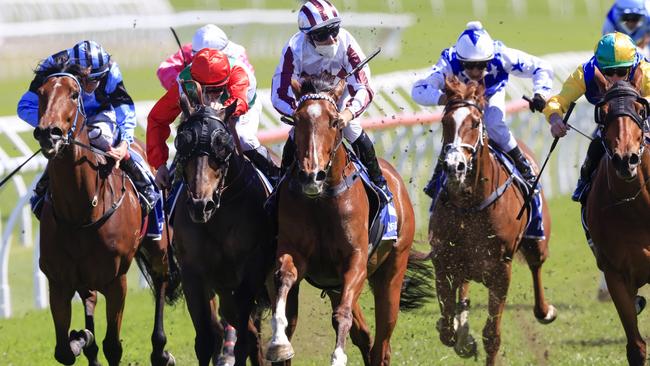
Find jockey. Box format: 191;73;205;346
16;40;160;216
543;32;650;203
412;21;553;198
148;48;275;187
156;24;255;91
602;0;650;54
271;0;391;198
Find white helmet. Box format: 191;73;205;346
298;0;342;33
192;24;229;54
455;21;495;62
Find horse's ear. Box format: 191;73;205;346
179;93;193;117
291;79;302;100
331;78;346;100
594;67;611;93
223;101;238;121
444;76;460;97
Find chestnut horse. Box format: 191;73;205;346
586;75;650;365
34;63;179;366
171;91;275;366
265;74;427;366
428;77;556;366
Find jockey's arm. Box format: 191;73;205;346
271;43;299;118
636;61;650;98
106;64;136;146
343;36;374;119
17;91;39;127
146;85;181;169
411;50;451;106
224;65;250;118
543;65;586;122
157;44;193;91
501;46;553;99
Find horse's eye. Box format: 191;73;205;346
71;91;79;100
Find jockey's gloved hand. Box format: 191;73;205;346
529;93;546;113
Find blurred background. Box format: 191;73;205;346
0;1;644;365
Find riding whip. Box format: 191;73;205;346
0;149;42;189
169;27;189;67
516;101;576;220
343;48;381;79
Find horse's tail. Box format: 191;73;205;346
135;245;184;305
399;250;435;312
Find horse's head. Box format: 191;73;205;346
290;72;346;198
594;72;649;180
440;76;486;186
175;90;237;223
33;63;89;159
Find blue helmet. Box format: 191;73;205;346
71;40;110;78
614;0;648;34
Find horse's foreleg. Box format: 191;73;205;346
327;291;372;366
266;253;303;363
483;268;510;366
520;238;557;324
102;274;127;366
182;270;217;366
605;270;646;365
453;281;477;359
331;252;367;366
79;290;100;366
49;283;76;365
434;267;460;348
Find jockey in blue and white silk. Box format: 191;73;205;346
411;21;554;197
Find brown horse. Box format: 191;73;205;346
586;75;650;365
171;90;275;366
265;74;427;366
428;77;556;365
34;63;179;366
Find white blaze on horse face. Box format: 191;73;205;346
444;107;471;182
270;298;290;345
307;103;322;120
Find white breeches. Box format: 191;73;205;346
484;89;518;152
235;102;262;152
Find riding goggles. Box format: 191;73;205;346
309;24;340;42
602;66;631;78
461;61;489;70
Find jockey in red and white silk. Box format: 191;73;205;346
271;0;390;199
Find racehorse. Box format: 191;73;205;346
171;85;275;366
586;72;650;366
428;76;556;366
265;73;428;366
34;63;179;366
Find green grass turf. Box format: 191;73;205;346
0;196;646;365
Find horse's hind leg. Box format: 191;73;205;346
520;238;557;324
327;291;372;366
49;283;76;365
102;274;127;366
483;267;511;366
79;290;100;366
604;270;646;365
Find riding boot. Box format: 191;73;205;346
352;131;392;201
30;169;50;219
121;157;160;213
244;146;279;184
507;146;537;187
572;137;605;203
280;137;296;177
423;157;444;199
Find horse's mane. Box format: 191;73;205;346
33;60;88;88
299;72;338;95
445;76;487;108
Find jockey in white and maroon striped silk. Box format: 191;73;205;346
271;0;390;198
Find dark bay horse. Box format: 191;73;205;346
34;64;178;365
171;89;275;366
265;74;426;366
428;77;556;366
586;75;650;365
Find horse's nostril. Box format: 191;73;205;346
50;127;63;138
629;153;640;165
457;162;465;172
298;170;309;183
204;200;216;213
315;170;326;182
442;161;449;171
33;128;43;140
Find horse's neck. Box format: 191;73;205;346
327;145;347;186
48;132;101;220
468;139;499;202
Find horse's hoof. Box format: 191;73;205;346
454;336;478;359
266;342;295;362
54;345;76;365
165;351;176;366
636;296;646;315
597;288;611;302
215;354;235;366
536;304;557;325
436;318;455;347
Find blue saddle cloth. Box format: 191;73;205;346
429;146;545;240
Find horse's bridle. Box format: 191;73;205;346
441;98;486;171
294;93;345;179
594;84;650;159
